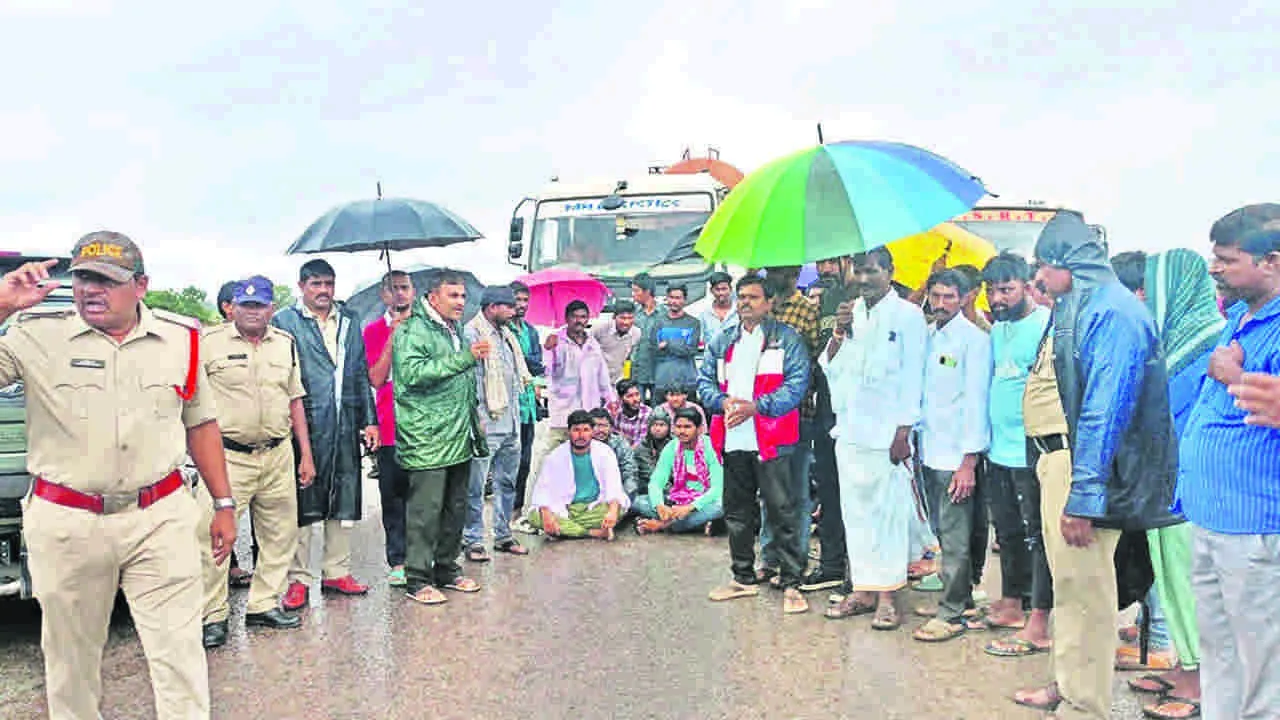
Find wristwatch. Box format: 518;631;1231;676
212;497;236;512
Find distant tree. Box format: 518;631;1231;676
273;284;295;309
144;286;219;325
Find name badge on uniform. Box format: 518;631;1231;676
227;353;248;360
70;358;106;369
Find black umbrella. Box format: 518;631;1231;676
286;184;482;272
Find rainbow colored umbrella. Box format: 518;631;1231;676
694;140;986;266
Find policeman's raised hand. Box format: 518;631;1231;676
471;339;492;360
543;334;558;351
0;259;59;312
209;510;238;565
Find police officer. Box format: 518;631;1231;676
199;275;316;648
0;231;236;720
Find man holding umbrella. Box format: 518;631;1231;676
273;259;379;609
394;271;490;604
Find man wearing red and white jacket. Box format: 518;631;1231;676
698;275;811;615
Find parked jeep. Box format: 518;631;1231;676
0;254;73;598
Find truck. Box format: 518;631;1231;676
506;148;743;308
951;199;1108;258
0;253;73;599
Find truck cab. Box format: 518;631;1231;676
0;254;73;599
507;158;737;310
951;200;1108;259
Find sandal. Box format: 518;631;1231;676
871;603;900;630
1142;697;1200;719
405;585;447;605
1128;674;1176;695
782;588;809;615
709;581;760;602
465;545;491;563
984;637;1051;657
494;539;530;556
1012;685;1061;712
912;618;966;643
442;576;481;593
825;596;876;619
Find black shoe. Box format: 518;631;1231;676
202;620;228;649
244;608;302;630
799;572;845;593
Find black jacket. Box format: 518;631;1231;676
272;303;377;525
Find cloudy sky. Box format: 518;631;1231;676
0;0;1275;297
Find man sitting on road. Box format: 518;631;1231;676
528;410;630;541
589;408;639;502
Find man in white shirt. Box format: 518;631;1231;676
821;247;927;629
911;269;992;643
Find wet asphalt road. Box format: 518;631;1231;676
0;474;1154;719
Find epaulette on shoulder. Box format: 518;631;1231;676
15;307;76;323
151;309;202;330
200;322;230;338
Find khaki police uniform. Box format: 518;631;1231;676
0;304;216;720
197;323;304;623
1024;334;1121;719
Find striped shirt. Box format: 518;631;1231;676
1176;294;1280;534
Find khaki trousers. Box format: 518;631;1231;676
199;442;298;621
1038;448;1120;720
289;519;352;584
23;489;209;720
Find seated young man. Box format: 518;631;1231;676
634;407;724;535
656;384;707;429
528;410;630;541
588;408;639;500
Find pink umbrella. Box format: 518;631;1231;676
516;268;611;327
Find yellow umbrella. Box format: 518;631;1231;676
887;223;997;310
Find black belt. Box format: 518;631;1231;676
1031;434;1068;454
222;436;287;454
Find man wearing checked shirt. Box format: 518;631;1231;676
1177;206;1280;720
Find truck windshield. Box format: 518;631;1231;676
529;193;713;277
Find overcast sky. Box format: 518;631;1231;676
1;0;1275;297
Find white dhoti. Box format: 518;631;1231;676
837;443;913;592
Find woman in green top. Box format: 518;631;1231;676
634;407;724;534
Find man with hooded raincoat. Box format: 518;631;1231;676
1012;212;1178;720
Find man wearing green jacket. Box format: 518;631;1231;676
393;270;491;605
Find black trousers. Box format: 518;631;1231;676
723;451;804;588
515;421;535;513
814;412;844;573
987;459;1054;610
405;461;471;590
969;460;990;586
376;446;409;568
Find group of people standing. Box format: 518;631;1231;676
1;199;1279;719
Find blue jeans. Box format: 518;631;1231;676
464;431;520;546
632;495;724;533
761;422;813;569
1137;586;1171;650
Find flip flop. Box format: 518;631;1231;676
871;604;901;631
494;540;530;556
1142;697;1200;719
1128;674;1176;695
405;586;447;605
1011;688;1062;712
984;637;1051;657
442;576;481;593
912;618;966;643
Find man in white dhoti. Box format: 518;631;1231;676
820;248;928;630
